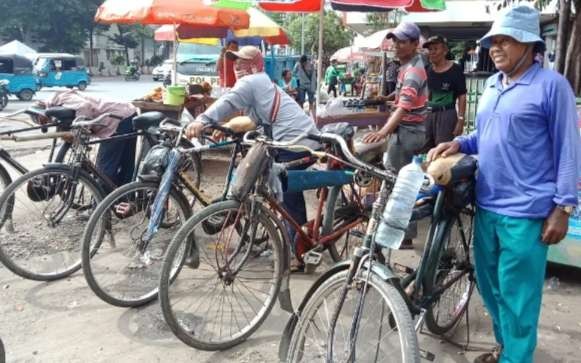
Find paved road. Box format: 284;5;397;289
1;77;160;114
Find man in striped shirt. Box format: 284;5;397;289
364;21;428;249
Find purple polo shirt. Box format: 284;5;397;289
456;63;579;218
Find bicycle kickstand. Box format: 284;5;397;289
416;309;436;362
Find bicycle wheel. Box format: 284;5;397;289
160;199;283;351
0;165;105;281
81;181;192;307
424;210;475;335
323;185;368;262
286;269;419;363
0;163;13;224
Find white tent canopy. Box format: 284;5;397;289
0;40;37;59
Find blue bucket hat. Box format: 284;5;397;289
479;5;545;50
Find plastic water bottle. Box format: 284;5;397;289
375;156;425;249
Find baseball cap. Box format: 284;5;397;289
386;22;421;41
423;35;448;48
226;46;262;61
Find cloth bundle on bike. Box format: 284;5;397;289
229;142;271;202
26;174;66;202
137;144;171;182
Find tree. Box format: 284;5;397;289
108;25;139;65
366;11;404;34
0;0;108;54
286;12;354;60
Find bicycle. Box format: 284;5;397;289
281;133;477;362
0;111;171;281
80;121;252;307
0;106;81;190
156;126;385;351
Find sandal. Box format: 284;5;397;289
474;345;502;363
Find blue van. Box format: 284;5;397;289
0;54;39;101
33;53;90;91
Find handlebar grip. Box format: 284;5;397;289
307;133;337;145
205;124;235;136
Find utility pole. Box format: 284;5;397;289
301;13;305;55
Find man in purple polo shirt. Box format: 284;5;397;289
428;5;579;363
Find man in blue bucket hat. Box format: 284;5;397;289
428;5;579;363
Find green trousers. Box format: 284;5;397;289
474;208;548;363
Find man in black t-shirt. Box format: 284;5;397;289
423;35;467;150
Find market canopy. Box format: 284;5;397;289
0;40;37;59
258;0;445;12
154;7;290;45
95;0;250;28
330;46;367;63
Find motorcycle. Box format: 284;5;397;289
0;80;9;111
124;67;141;81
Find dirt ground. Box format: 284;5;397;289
1;141;581;363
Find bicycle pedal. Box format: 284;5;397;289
419;349;436;361
303;250;322;274
349;230;365;239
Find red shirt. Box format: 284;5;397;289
218;57;236;88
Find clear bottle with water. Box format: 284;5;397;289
375;156;425;249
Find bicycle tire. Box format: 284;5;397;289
0;165;105;281
286;269;420;363
424;211;475;335
159;199;283;351
53;142;72;163
0;163;13;228
323;185;368;262
82;180;192;307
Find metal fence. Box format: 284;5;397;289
464;72;494;133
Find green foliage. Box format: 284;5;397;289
108;25;139;50
286;12;354;59
0;0;108;53
110;55;125;66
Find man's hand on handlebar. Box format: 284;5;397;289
427;141;461;162
185;121;205;139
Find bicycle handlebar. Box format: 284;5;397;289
242;130;434;189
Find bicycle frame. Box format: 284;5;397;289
264;189;365;253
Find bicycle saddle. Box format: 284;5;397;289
45;107;76;121
132;112;168;131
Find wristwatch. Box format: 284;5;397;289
557;205;575;215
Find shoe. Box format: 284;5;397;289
474;346;502;363
399;239;414;250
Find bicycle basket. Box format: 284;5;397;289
138;144;170;182
26;174;67;202
229;142;271;202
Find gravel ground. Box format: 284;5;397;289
0;142;580;363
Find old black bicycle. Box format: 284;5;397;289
278;133;477;363
0;111;171;281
